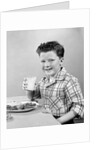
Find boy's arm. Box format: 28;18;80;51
57;110;76;124
58;77;84;124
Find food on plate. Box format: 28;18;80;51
7;105;18;110
7;101;37;111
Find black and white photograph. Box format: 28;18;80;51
7;28;84;129
0;9;89;149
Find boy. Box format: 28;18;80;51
22;41;84;124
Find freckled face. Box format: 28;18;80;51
39;51;63;77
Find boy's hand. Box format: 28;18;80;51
22;77;37;91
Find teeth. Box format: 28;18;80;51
45;68;52;70
46;69;50;70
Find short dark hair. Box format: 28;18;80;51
36;41;64;58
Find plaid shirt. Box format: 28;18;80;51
34;67;84;117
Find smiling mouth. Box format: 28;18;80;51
44;68;52;71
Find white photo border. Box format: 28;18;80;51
0;9;90;149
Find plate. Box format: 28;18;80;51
7;107;36;113
7;101;38;113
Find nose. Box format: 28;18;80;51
44;61;50;68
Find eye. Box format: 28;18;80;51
41;60;45;63
48;59;55;62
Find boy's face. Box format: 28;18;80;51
39;51;63;77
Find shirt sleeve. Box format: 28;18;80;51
65;77;84;118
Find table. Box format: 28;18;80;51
7;96;60;129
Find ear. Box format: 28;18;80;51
59;57;64;66
60;57;64;62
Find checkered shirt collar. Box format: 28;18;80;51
42;67;67;82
